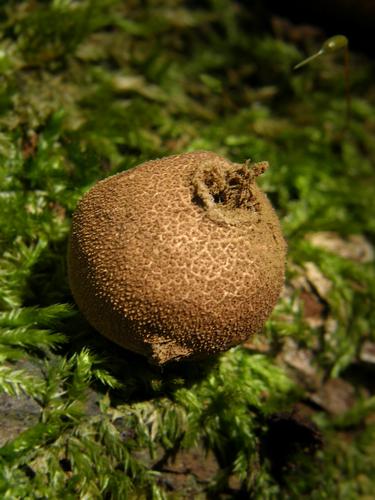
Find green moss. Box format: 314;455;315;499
0;0;374;497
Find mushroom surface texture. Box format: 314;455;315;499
68;151;286;364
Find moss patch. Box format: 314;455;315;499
0;1;374;498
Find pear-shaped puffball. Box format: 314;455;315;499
68;151;286;364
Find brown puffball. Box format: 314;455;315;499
68;151;286;365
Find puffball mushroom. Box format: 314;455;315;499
68;151;286;365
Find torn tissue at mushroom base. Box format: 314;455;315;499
68;151;286;365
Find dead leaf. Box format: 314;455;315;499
281;338;322;389
304;261;332;299
359;341;375;364
300;290;325;328
310;378;356;416
306;232;374;263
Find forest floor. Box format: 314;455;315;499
0;1;375;498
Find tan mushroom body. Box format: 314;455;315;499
68;151;286;364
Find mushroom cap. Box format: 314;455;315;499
68;151;286;364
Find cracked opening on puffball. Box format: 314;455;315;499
191;160;268;225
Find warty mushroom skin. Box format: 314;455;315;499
68;151;286;364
